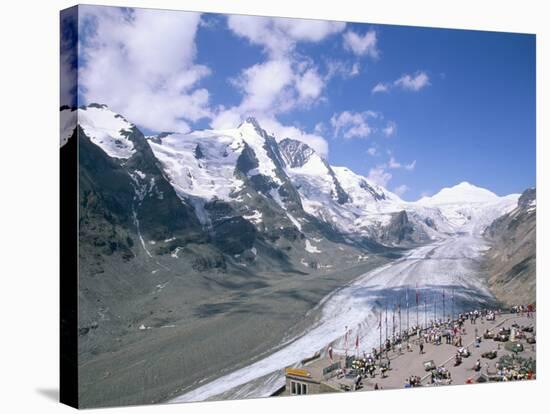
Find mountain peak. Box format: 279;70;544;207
420;181;499;205
279;138;317;169
239;117;262;131
76;103;135;159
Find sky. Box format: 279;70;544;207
64;5;536;201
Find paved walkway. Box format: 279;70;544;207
361;313;536;390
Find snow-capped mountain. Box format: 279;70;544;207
417;182;520;235
419;181;500;205
63;104;522;262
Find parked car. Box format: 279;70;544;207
481;350;497;360
423;360;436;371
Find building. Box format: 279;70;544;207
284;355;357;395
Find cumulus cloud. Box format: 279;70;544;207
367;146;378;156
404;160;417;171
212;15;347;156
388;156;402;169
367;165;392;187
330;111;378;139
235;59;295;113
372;71;431;95
325;60;361;80
330;111;396;140
372;82;389;94
296;68;325;102
260;117;329;156
382;121;397;137
394;71;430;91
367;153;416;189
388;155;416;170
79;6;211;132
393;184;409;196
343;30;379;58
227;15;345;58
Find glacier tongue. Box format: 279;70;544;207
172;233;498;403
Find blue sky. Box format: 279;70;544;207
70;6;535;200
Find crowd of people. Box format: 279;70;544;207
331;305;535;391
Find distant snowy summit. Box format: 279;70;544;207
419;181;502;205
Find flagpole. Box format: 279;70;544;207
424;297;427;329
379;310;382;362
399;302;402;340
416;284;419;329
392;304;395;339
385;302;388;343
452;288;455;321
443;289;446;321
406;287;410;342
433;293;437;324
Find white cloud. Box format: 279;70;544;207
387;155;416;171
214;15;347;156
260;117;329;157
227;15;345;58
367;156;415;189
276;18;346;42
372;82;389;94
331;111;376;139
343;30;379;58
296;68;325;102
210;106;243;130
388;156;402;169
367;146;378;156
79;7;211;132
236;59;295;113
314;122;326;134
393;184;409;196
382;121;397;137
404;160;417;171
394;71;430;91
367;165;392;187
372;71;431;95
325;60;361;80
